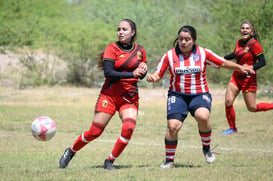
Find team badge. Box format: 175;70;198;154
202;94;211;103
193;54;200;62
102;99;108;107
244;47;249;53
137;51;142;60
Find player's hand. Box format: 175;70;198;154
133;66;147;78
241;64;255;74
146;72;160;83
138;62;147;72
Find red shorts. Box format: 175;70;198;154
230;72;257;93
95;93;139;115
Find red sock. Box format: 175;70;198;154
72;122;105;152
226;105;236;129
256;103;273;112
164;139;177;161
108;118;136;162
108;137;128;161
199;130;212;149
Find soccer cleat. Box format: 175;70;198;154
203;148;215;164
103;159;116;170
160;159;174;169
221;128;238;135
59;147;75;168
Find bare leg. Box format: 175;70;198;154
243;92;273;112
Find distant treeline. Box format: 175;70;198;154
0;0;272;87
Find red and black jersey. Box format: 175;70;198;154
232;38;263;77
234;38;263;66
101;42;147;97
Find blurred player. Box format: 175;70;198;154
221;21;273;135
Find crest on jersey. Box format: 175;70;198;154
193;54;200;62
102;99;108;107
137;51;142;60
244;47;249;53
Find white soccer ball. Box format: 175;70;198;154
31;116;56;141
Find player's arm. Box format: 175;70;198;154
205;48;254;74
104;60;134;79
252;54;266;70
224;52;235;60
220;60;255;74
104;60;147;79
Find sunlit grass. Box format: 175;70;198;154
0;86;272;181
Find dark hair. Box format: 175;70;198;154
97;19;137;70
173;25;197;47
241;20;260;41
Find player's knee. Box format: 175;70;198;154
84;122;105;141
168;126;180;134
121;118;136;139
247;106;256;112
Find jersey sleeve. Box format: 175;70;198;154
252;41;263;57
155;52;169;78
141;48;147;63
204;48;225;68
103;43;116;61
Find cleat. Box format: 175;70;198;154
59;147;75;168
160;159;174;169
221;128;238;135
103;159;116;170
203;148;215;164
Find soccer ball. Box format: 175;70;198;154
31;116;56;141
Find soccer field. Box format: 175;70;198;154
0;87;272;181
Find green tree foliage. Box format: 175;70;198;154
206;0;273;85
0;0;272;87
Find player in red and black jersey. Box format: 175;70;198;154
147;25;253;168
221;21;273;135
59;19;147;170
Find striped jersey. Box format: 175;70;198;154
155;45;225;94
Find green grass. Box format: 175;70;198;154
0;87;272;181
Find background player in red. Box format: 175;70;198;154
59;19;147;170
221;21;273;135
147;25;254;168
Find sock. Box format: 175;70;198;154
199;129;212;151
108;118;136;162
164;139;177;162
71;122;105;152
225;104;236;129
256;102;273;112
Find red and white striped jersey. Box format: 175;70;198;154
155;45;225;94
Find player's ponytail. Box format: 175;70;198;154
97;51;104;70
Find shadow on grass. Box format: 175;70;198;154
90;164;133;170
174;162;202;168
88;162;201;170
